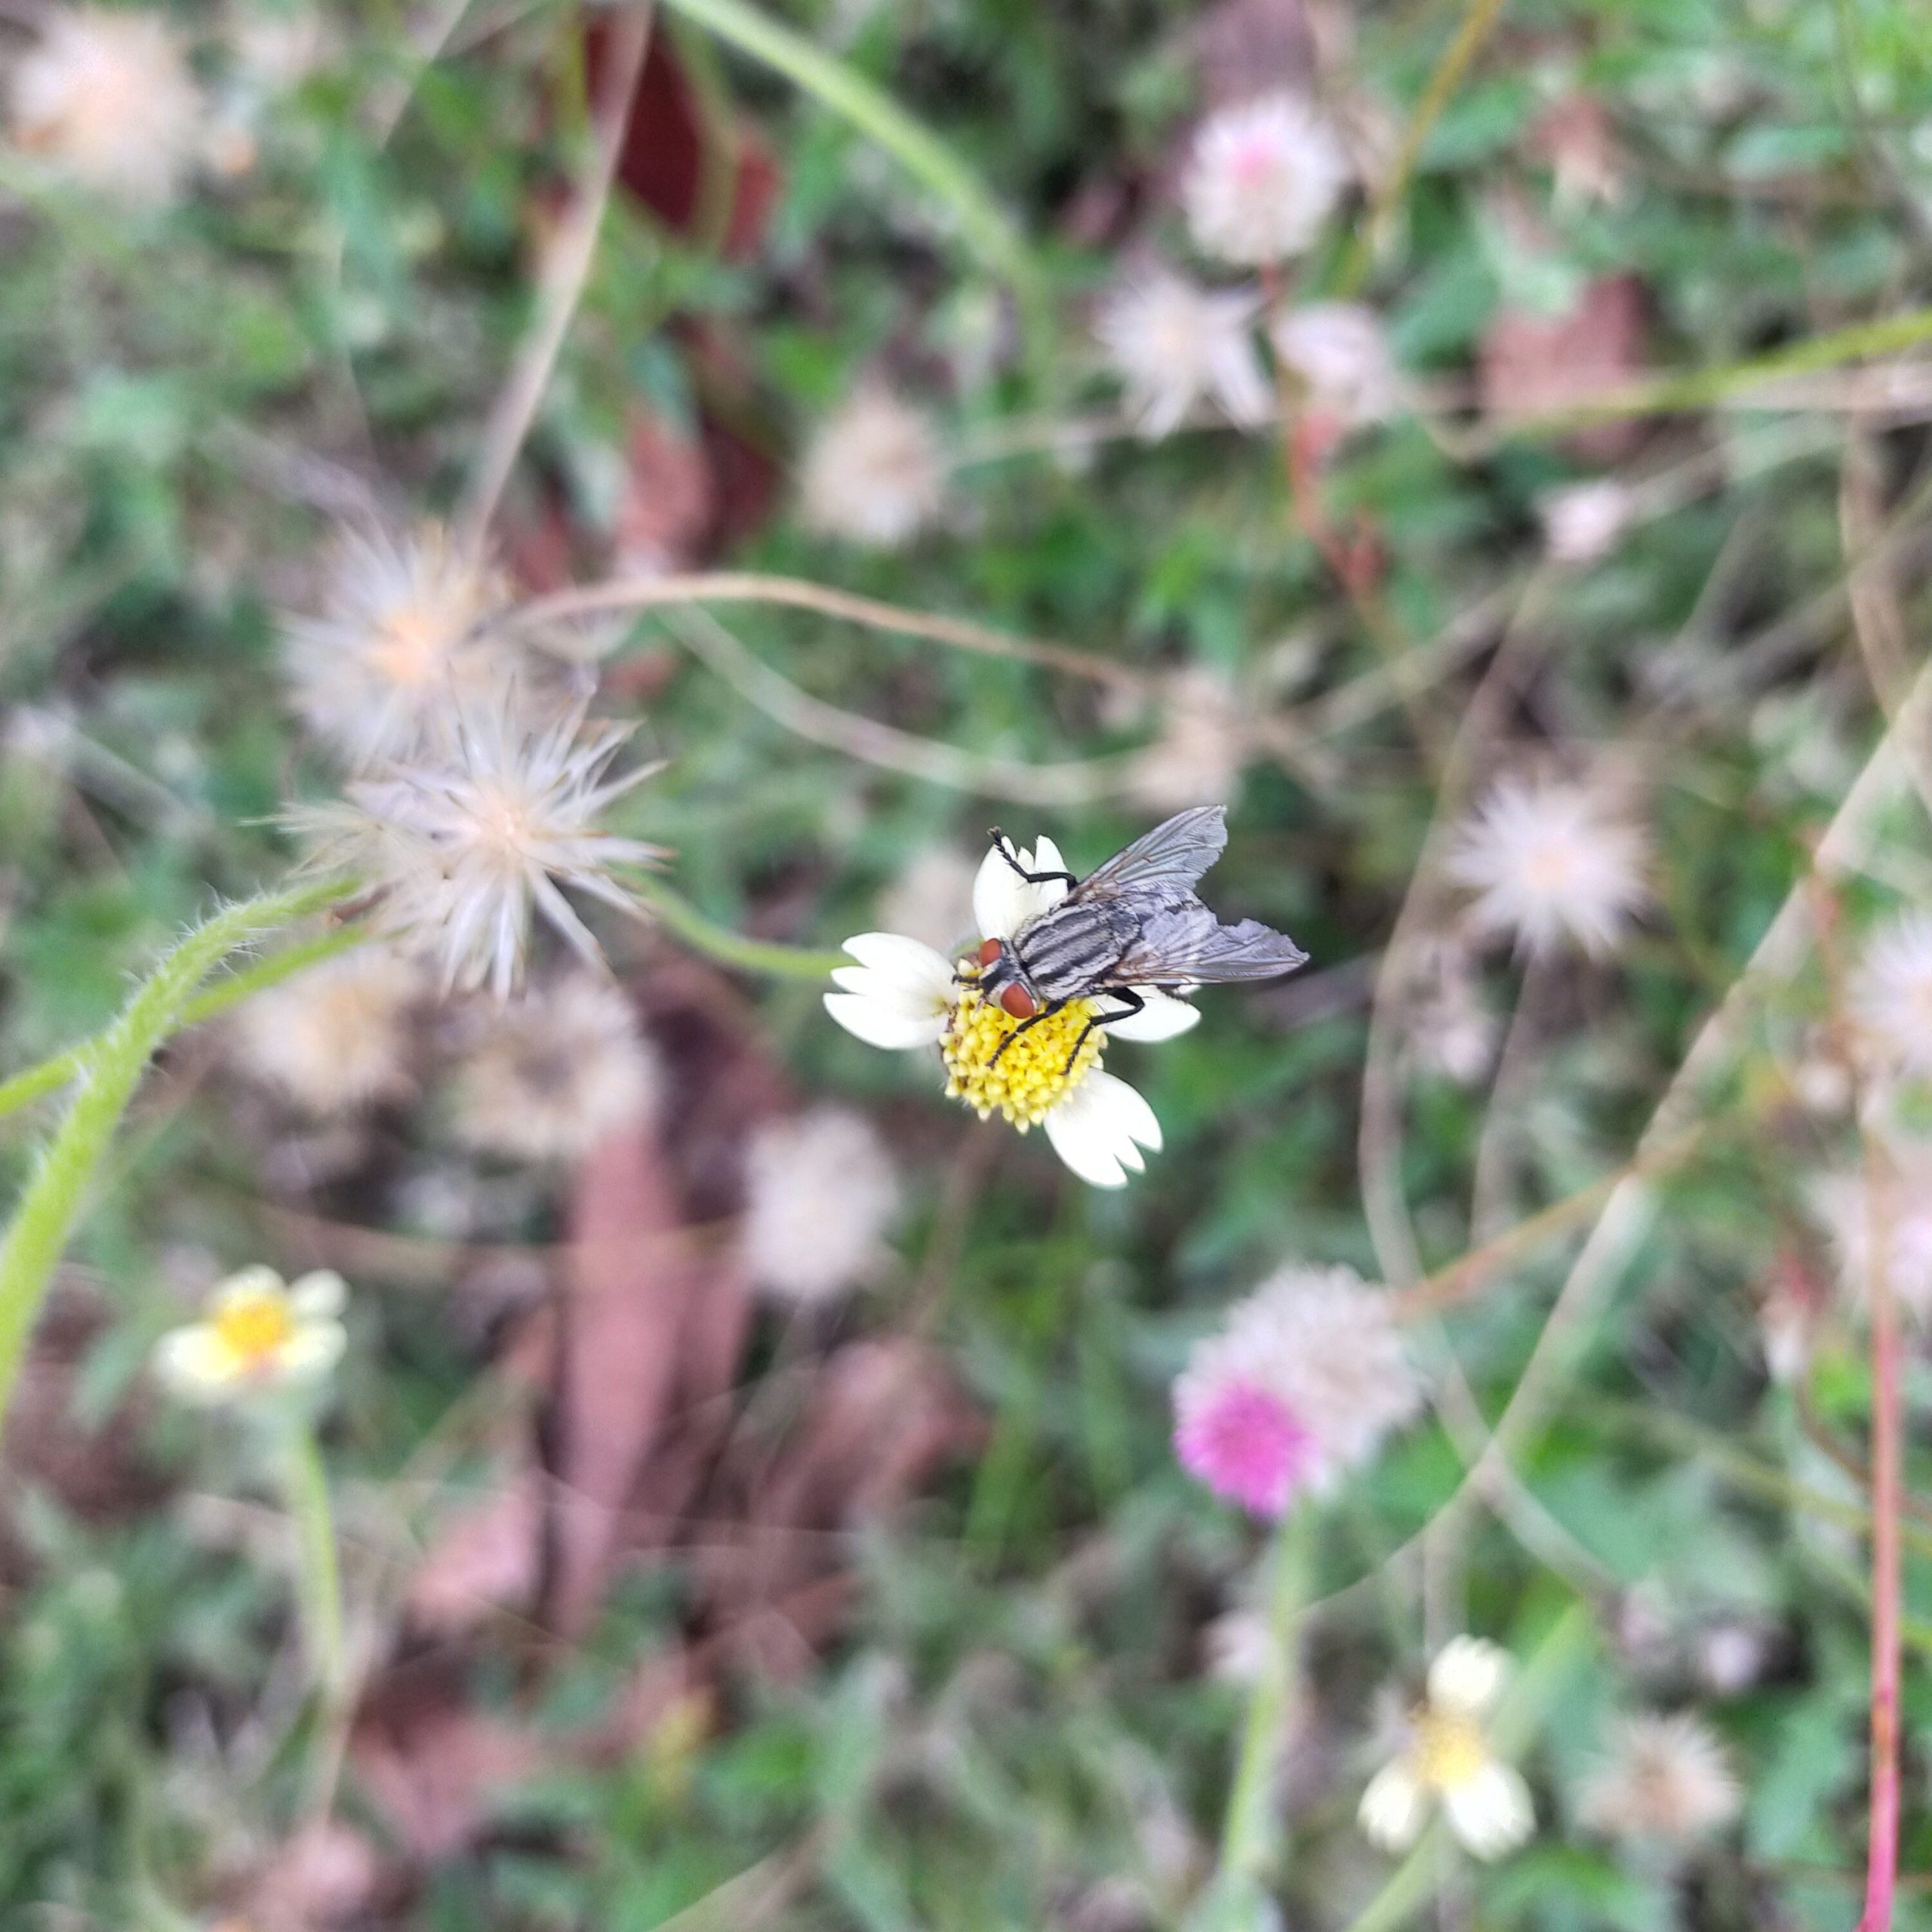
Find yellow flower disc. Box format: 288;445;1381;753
941;983;1103;1129
1413;1710;1491;1792
214;1289;297;1368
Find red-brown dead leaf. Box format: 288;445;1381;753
406;1469;545;1638
614;411;715;573
245;1820;385;1929
1479;272;1649;459
351;1671;540;1863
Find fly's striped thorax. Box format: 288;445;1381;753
1012;900;1141;999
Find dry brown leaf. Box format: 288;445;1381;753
406;1470;544;1637
1480;273;1649;458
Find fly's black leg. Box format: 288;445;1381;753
1058;989;1145;1078
988;828;1078;892
986;995;1069;1067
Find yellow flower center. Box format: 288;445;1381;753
941;981;1103;1129
214;1291;297;1367
1413;1710;1491;1792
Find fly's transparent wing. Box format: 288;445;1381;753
1110;902;1308;986
1066;805;1229;906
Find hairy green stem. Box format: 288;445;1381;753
285;1420;346;1701
0;879;343;1427
639;877;851;980
0;915;369;1124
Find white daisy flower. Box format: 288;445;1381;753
1448;774;1648;958
798;385;947;549
283;524;518;767
1540;480;1633;566
1809;1161;1932;1319
297;696;664;1001
1358;1638;1535;1862
8;8;204;206
231;946;424;1116
823;832;1201;1188
741;1106;901;1304
1182;91;1350;266
1851;910;1932;1079
451;974;660;1161
1094;269;1271;439
1269;302;1399;428
154;1266;347;1405
1579;1712;1740;1845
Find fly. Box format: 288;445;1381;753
971;804;1308;1074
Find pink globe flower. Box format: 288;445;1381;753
1174;1377;1320;1517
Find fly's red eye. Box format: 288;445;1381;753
999;983;1037;1020
977;937;1004;968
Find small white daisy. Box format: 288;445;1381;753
1850;910;1932;1079
1182;91;1350;266
8;8;203;205
284;524;518;767
740;1106;901;1304
1540;480;1633;566
1173;1263;1422;1515
823;832;1203;1188
451;974;660;1161
154;1266;347;1405
1809;1161;1932;1319
798;385;947;549
1093;269;1271;440
1579;1711;1740;1845
297;696;664;1001
1358;1638;1535;1862
1269;302;1399;428
231;946;423;1116
1448;774;1648;958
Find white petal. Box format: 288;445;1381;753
274;1321;347;1383
1429;1637;1510;1716
973;841;1031;940
1043;1070;1162;1189
210;1264;286;1312
840;932;957;999
1358;1760;1429;1852
824;992;949;1051
1442;1760;1534;1861
1104;988;1201;1042
152;1324;242;1402
289;1271;347;1318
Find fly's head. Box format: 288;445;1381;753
973;937;1040;1018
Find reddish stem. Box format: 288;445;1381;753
1859;1167;1903;1932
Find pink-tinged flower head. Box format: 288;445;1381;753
1174;1377;1320;1517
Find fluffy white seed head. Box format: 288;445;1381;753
1851;910;1932;1079
740;1106;901;1304
283;525;522;768
451;975;660;1161
9;9;203;205
1094;271;1269;439
231;946;423;1115
295;694;664;1001
1182;91;1349;266
1269;303;1398;426
1448;774;1648;958
1579;1712;1741;1844
798;386;947;549
1540;480;1635;565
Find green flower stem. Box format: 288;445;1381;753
1218;1508;1315;1890
0;908;369;1125
1340;1604;1594;1932
0;878;345;1431
284;1420;346;1702
638;877;851;980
